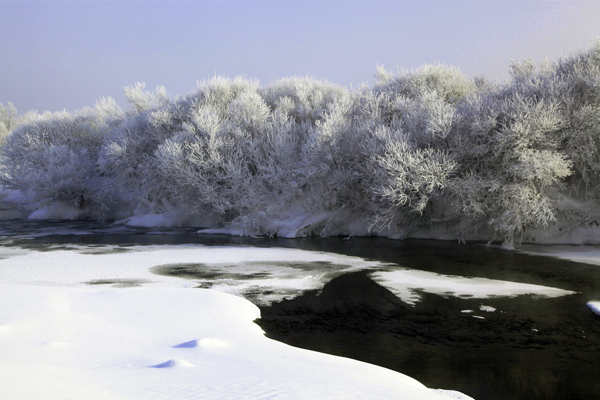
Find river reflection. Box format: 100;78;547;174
0;219;599;400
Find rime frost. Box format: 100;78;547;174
3;41;600;245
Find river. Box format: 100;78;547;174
0;219;598;400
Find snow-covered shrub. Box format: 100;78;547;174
0;102;20;142
374;64;476;104
448;77;572;246
373;64;475;150
123;82;170;115
298;80;460;236
552;41;600;198
1;98;124;216
6;40;600;244
372;138;457;230
563;104;600;196
260;77;348;125
100;76;310;232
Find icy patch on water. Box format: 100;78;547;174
587;301;600;316
0;244;380;305
150;259;371;305
518;244;600;267
370;269;576;305
0;242;578;307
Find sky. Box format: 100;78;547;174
1;0;600;113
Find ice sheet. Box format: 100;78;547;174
371;269;576;305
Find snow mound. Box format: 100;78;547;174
173;340;199;348
28;202;83;220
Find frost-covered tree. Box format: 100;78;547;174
260;77;347;125
4;40;600;245
0;102;19;141
1;98;124;216
552;41;600;197
448;70;572;247
99;77;311;232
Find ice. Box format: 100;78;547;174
371;269;576;305
587;301;600;316
0;244;379;305
518;244;600;267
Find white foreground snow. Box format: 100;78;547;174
0;244;480;399
0;284;464;400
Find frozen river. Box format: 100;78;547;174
0;219;599;399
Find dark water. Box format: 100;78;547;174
1;219;599;400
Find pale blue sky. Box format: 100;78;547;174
1;0;600;112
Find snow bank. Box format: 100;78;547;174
0;242;480;398
118;211;216;229
0;188;29;219
28;202;83;220
0;241;478;400
0;283;463;400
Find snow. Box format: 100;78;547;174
0;244;473;399
431;390;475;400
370;269;576;306
0;244;576;307
28;202;83;220
118;211;215;229
519;244;600;267
0;244;379;305
588;301;600;316
517;244;600;319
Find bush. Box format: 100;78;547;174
1;98;123;216
4;41;600;245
